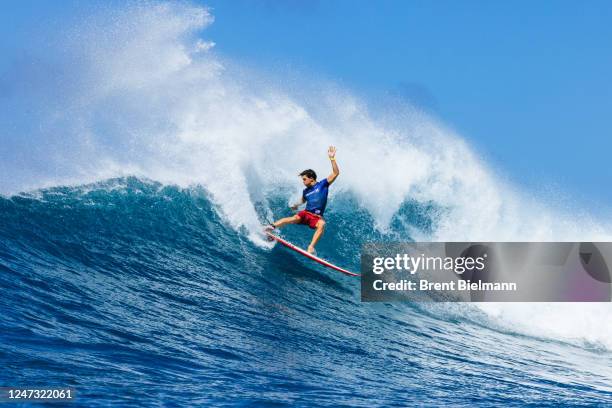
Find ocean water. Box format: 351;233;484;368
1;2;611;406
1;178;611;406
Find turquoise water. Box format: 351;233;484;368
1;177;610;406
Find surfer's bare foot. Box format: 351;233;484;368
307;245;316;255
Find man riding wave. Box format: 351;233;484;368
266;146;339;254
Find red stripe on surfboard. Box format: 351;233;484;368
266;232;359;276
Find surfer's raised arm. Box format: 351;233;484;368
326;146;339;184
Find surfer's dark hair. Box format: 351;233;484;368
299;169;317;180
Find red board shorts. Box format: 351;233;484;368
297;210;322;229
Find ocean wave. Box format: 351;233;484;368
2;1;612;404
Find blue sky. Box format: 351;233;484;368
2;0;611;208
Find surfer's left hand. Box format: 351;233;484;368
328;146;336;159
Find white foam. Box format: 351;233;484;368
478;303;612;350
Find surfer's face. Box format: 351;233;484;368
302;176;316;187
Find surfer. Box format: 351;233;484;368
266;146;340;254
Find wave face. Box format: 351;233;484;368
1;178;611;406
1;2;612;405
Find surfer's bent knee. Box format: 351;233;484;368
316;219;326;229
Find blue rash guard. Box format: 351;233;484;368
303;178;330;216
